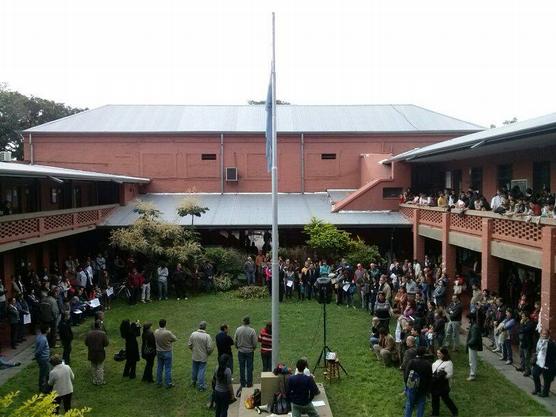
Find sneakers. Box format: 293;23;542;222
466;376;476;381
505;360;513;365
492;348;500;353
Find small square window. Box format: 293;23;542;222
201;154;217;160
321;153;336;160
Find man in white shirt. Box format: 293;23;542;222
490;189;503;211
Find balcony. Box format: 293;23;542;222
0;204;118;248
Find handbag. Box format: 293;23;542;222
271;392;290;415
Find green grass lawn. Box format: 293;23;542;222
0;292;550;417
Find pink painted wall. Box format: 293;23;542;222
25;133;461;193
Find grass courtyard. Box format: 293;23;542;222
0;292;550;417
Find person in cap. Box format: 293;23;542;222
188;320;214;391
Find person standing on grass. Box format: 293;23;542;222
141;322;157;383
215;324;234;374
234;316;257;393
157;263;169;300
188;321;214;391
244;257;256;286
403;347;432;417
48;354;74;414
85;320;109;385
287;358;320;417
58;311;73;365
430;347;458;417
155;318;177;388
466;312;482;381
121;319;141;379
258;321;272;372
35;324;50;393
173;263;188;301
532;328;556;397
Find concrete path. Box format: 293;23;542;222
0;337;35;386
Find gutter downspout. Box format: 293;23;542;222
300;133;304;194
220;133;224;194
29;133;34;164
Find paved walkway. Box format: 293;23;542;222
0;337;35;386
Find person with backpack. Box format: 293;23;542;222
286;358;320;417
404;346;432;417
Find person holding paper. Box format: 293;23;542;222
287;358;320;417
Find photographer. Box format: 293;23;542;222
430;347;458;417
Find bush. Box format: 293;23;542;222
346;238;383;266
204;247;245;277
237;286;268;299
0;391;91;417
214;273;233;292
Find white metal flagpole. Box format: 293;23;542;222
270;11;280;369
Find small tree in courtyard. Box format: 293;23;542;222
345;237;383;266
177;195;209;226
110;200;202;275
304;217;352;259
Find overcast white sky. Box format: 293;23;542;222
1;0;555;127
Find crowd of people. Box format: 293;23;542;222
402;185;556;223
2;245;556;416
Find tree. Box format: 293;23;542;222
304;217;352;258
177;196;209;226
110;201;202;275
0;391;90;417
0;84;86;159
345;237;383;266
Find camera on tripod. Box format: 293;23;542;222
316;274;333;304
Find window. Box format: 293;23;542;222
533;161;551;191
470;167;483;191
383;187;403;199
321;153;336;160
201;154;217;160
497;164;512;190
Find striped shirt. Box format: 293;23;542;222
258;327;272;354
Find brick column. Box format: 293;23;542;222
413;208;425;261
541;226;556;335
481;218;499;292
441;213;456;275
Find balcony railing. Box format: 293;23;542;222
399;203;556;249
0;204;118;245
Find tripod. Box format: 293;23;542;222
313;302;348;376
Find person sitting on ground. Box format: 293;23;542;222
373;327;397;366
286;358;320;417
370;317;380;347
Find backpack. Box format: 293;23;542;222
406;369;421;390
271;392;290;415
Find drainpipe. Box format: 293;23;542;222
220;133;224;194
300;133;305;194
29;133;34;164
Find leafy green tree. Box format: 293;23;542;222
345;237;383;266
0;84;85;159
0;391;90;417
304;217;352;258
110;201;202;275
177;196;209;226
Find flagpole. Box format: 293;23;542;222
270;11;280;369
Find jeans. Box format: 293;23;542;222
141;283;151;302
468;348;478;377
158;279;168;299
520;345;531;373
444;321;461;350
191;360;207;389
246;271;256;285
261;352;272;372
215;390;230;417
291;402;319;417
238;351;254;387
157;351;173;386
502;339;513;363
37;358;50;392
421;284;429;303
404;389;426;417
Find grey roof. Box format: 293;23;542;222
389;112;556;163
326;189;357;204
25;104;482;134
101;193;410;228
0;162;150;183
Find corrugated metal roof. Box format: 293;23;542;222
389;112;556;162
0;162;150;183
100;193;410;227
25;104;483;134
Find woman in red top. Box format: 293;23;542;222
258;322;272;372
127;267;144;305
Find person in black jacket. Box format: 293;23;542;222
466;312;483;381
444;295;463;351
404;347;432;417
215;324;234;373
141;322;156;382
532;329;556;397
58;312;73;365
517;312;535;376
287;358;320;417
120;319;141;379
7;298;19;349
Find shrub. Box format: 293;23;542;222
304;217;352;258
203;247;245;277
0;391;91;417
237;286;268;299
346;238;383;266
214;273;233;292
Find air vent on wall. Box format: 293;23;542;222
225;167;238;181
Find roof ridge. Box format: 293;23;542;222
410;104;485;129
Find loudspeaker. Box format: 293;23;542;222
316;276;332;304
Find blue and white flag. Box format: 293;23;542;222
265;77;273;172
